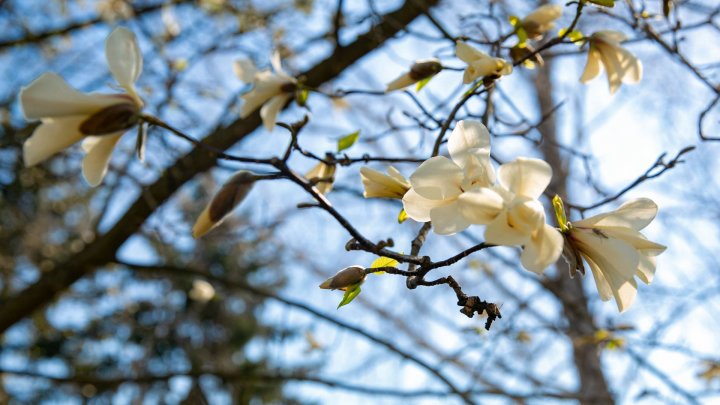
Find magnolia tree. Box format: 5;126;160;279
1;0;719;403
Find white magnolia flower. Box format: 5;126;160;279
461;158;563;273
456;41;513;84
235;52;297;131
560;198;666;312
360;166;410;199
386;59;443;92
402;120;498;235
20;27;143;186
521;4;563;39
305;161;337;195
192;171;257;238
580;30;643;94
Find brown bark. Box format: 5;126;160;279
0;0;440;335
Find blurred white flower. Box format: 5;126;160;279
402;120;498;235
305;161;336;195
20;27;143;186
456;41;512;84
461;158;563;273
192;171;257;238
360;166;410;199
386;59;443;92
521;4;563;39
189;279;216;302
580;30;642;94
561;198;666;312
319;265;366;291
235;52;297;131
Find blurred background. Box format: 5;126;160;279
1;0;719;403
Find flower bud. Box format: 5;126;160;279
192;170;257;238
408;59;443;81
319;265;366;291
79;101;140;136
305;161;336;195
360;166;410;199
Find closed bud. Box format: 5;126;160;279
79;101;140;136
192;170;257;238
408;59;443;81
319;265;366;291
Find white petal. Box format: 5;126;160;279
599;226;666;256
192;206;215;238
584;254;613;301
520;224;563;274
448;120;490;166
593;30;629;45
360;166;409;199
580;47;602;84
484;210;531;246
409;156;464;200
23;116;86;166
106;27;143;93
583;245;639;312
636;254;656;284
385;73;415;92
81;133;123;186
574;198;658;230
498;157;552;199
429;201;470;235
455;41;487;63
260;94;291;131
402;188;451;222
457;187;504;224
20;73;122;119
271;51;285;75
233;59;257;83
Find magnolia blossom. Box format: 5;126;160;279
402;120;498;235
521;4;563;39
192;171;257;238
360;166;410;199
305;161;336;195
319;265;366;291
235;53;297;131
580;31;643;94
461;158;564;273
456;41;513;84
386;59;443;92
20;27;143;186
188;279;216;302
561;198;666;312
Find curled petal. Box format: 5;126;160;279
233;59;257;83
520;224;563;274
260;93;291;131
484;210;531;246
574;198;658;231
23;116;86;166
81;133;124;186
448;120;490;166
305;162;336;195
498;157;552;199
580;47;602;84
106;27;143;98
455;41;488;63
402;188;451;222
593;30;629;45
360;166;409;199
20;73;121;119
585;253;638;312
409;156;463;200
429;201;470;235
457;187;504;224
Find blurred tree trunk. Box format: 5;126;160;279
534;59;614;404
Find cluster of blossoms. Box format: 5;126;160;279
18;3;659;314
359;120;665;312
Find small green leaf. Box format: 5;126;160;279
337;130;360;153
337;284;361;308
397;208;408;224
415;76;432;92
296;88;309;107
370;256;399;274
515;26;527;47
587;0;615;7
508;15;520;28
558;28;584;44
